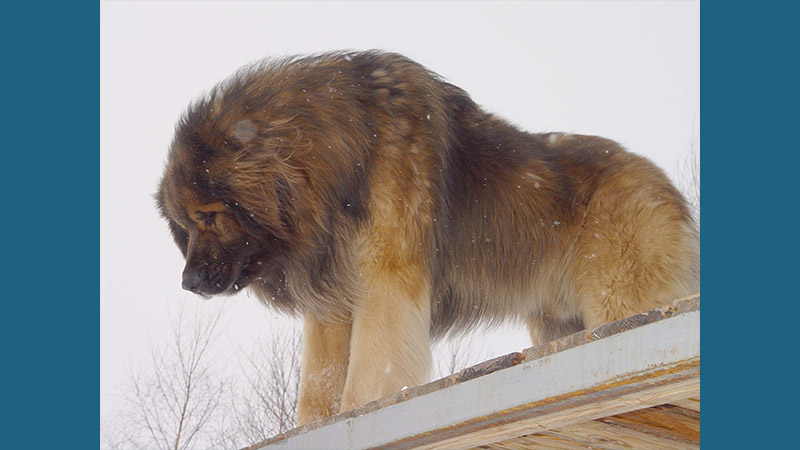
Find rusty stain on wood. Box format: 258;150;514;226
454;352;526;384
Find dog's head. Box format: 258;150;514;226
155;172;281;296
155;112;301;297
156;67;368;298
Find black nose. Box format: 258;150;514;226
182;268;202;294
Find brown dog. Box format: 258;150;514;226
156;51;699;425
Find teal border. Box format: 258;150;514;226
702;2;798;448
4;3;99;448
5;2;797;448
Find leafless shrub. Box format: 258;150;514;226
102;305;229;450
219;325;302;448
104;305;500;450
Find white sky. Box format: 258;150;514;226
100;1;699;419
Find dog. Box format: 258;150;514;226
156;50;699;426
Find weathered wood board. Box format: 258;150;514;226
476;402;700;450
246;295;699;450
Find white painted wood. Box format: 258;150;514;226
255;311;699;450
419;377;699;450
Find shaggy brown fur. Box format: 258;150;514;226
156;50;699;425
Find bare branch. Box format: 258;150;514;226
102;304;229;450
226;323;302;445
101;306;304;450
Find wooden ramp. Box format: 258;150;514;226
246;295;700;450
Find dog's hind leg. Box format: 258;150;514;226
572;165;699;330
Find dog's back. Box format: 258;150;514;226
414;74;699;342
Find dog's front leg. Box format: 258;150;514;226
339;270;432;412
296;314;351;426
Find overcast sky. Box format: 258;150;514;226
100;0;699;419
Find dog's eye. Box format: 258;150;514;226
196;211;217;226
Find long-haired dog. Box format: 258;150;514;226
156;51;699;425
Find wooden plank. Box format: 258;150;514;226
247;297;699;450
252;310;699;450
482;433;602;450
542;415;698;450
601;404;699;444
419;375;699;450
670;397;700;412
479;401;702;450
